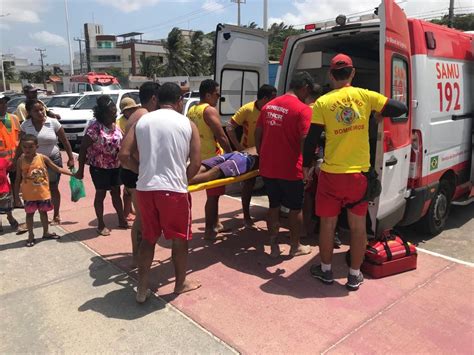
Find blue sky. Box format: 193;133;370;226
1;0;472;65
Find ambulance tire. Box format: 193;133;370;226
419;180;452;236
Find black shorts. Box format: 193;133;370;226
120;168;138;189
262;177;304;210
90;166;121;191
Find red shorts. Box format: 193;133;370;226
206;185;225;197
136;190;192;244
315;171;368;217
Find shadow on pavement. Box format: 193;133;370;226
399;204;474;244
78;256;165;320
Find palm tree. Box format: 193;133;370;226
164;27;190;76
140;53;164;78
189;31;211;76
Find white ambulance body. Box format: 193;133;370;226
214;0;473;236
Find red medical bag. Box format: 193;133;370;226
361;230;417;278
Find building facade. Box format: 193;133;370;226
83;23;167;76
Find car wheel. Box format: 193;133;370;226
419;180;452;236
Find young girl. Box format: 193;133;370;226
0;157;19;232
13;134;72;247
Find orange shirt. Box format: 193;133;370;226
0;113;20;163
20;154;51;201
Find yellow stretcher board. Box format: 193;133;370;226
188;170;259;193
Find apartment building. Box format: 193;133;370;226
83;23;167;76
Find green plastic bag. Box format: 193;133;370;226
69;168;86;202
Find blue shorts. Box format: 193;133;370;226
202;152;256;178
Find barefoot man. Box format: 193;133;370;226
255;72;314;258
119;82;160;265
121;82;202;302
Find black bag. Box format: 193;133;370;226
346;168;381;209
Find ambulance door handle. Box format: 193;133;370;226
385;156;398;167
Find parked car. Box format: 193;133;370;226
6;96;25;114
60;90;140;147
182;91;200;99
182;98;199;116
46;93;83;117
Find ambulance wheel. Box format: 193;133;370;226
420;180;452;236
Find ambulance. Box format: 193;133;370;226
68;72;121;93
213;0;473;236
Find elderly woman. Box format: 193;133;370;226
16;99;75;225
76;95;127;236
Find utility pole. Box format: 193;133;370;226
263;0;268;31
64;0;74;75
448;0;455;28
35;48;47;89
74;37;86;74
231;0;246;26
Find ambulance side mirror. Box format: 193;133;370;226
425;32;436;50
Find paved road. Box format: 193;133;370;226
234;185;474;264
0;214;236;354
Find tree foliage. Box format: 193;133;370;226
163;27;191;76
189;30;211;76
140;53;164;78
3;62;16;81
431;13;474;31
268;22;305;61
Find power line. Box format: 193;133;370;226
35;48;47;89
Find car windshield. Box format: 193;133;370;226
92;84;121;91
7;97;25;108
74;94;118;110
47;96;81;108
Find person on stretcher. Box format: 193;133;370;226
188;147;258;185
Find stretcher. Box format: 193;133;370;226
188;170;259;193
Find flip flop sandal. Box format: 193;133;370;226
16;225;28;235
25;240;35;247
42;233;60;240
49;219;61;226
97;228;111;236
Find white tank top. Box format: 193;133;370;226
135;108;192;193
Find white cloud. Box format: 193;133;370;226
202;0;225;13
96;0;161;13
270;0;474;27
1;0;47;24
29;31;67;47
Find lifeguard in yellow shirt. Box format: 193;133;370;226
187;79;232;240
303;54;408;291
226;84;276;228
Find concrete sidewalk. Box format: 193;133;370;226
0;216;236;354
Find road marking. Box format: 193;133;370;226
225;195;474;267
416;247;474;267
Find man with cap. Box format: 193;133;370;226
303;53;408;291
117;97;140;134
15;84;60;122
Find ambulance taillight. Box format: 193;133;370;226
408;130;423;188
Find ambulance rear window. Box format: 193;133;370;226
391;56;409;122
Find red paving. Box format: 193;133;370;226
56;162;474;354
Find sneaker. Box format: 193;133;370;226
346;272;364;291
310;264;334;284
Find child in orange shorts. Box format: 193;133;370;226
14;134;72;247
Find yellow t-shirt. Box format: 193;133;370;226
187;103;223;160
116;115;127;133
312;86;387;174
231;101;260;148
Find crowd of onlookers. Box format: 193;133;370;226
1;53;408;300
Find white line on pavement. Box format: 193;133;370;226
416;247;474;267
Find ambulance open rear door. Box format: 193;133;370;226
214;24;269;124
372;0;412;235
